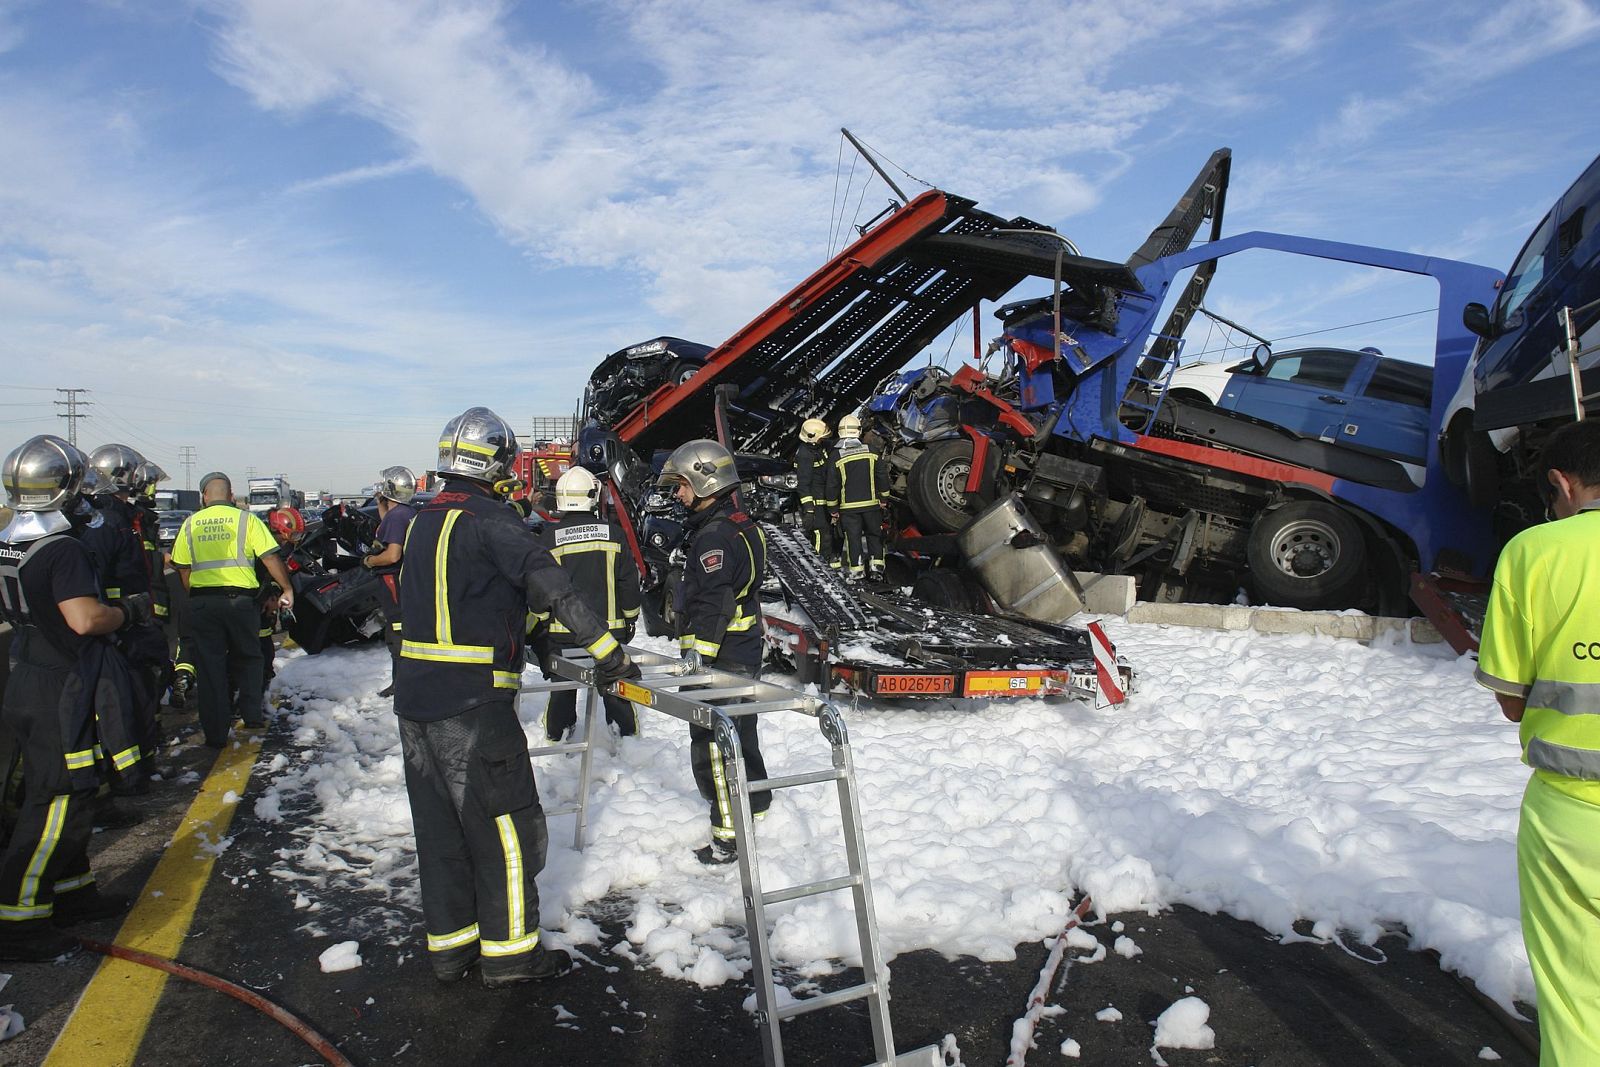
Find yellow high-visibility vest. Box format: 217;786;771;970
171;503;278;590
1477;503;1600;803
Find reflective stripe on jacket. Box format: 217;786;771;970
1477;503;1600;801
395;479;617;721
172;503;277;589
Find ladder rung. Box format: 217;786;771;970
762;873;859;906
749;767;843;792
544;802;580;818
642;672;721;687
721;699;810;716
775;981;878;1021
674;685;760;702
528;741;587;757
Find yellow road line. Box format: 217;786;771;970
44;737;264;1067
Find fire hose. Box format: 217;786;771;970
76;938;354;1067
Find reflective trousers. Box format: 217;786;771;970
801;506;833;562
0;644;96;930
399;700;548;977
837;504;884;576
689;661;770;840
189;591;264;745
1519;772;1600;1066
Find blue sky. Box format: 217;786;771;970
2;0;1598;493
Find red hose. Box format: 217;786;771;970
76;938;355;1067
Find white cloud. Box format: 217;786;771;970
283;157;423;196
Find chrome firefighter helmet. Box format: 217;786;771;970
658;439;739;499
88;443;146;494
837;414;862;439
133;460;168;494
554;466;600;513
798;418;829;445
2;434;92;513
376;465;418;504
437;407;519;483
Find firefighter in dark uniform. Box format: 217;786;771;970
396;407;639;988
85;444;168;783
0;436;148;961
659;439;773;865
255;507;305;693
363;466;417;699
531;466;642;743
826;414;889;580
170;473;296;747
793;418;834;564
131;461;174;649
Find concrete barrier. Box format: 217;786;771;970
1123;601;1444;645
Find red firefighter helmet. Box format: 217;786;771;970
268;506;305;544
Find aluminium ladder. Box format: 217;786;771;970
524;648;939;1067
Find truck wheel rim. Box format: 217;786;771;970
936;460;971;511
1270;519;1340;578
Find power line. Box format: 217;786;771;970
55;388;90;446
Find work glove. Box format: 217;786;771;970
595;646;641;686
119;592;154;631
678;649;704;675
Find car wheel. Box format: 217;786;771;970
1246;500;1367;610
669;358;705;386
907;438;991;533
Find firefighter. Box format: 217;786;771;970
0;436;148;960
531;466;642;743
826;414;889;580
85;445;168;785
362;466;418;698
130;461;173;633
1475;420;1600;1065
255;507;305;693
396;406;638;987
793;419;834;563
169;473;295;747
658;439;772;865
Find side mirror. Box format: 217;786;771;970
1250;342;1271;369
1462;302;1500;339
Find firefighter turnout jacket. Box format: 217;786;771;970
826;437;889;511
1478;501;1600;800
396;479;617;721
80;497;148;602
794;441;832;509
132;499;170;621
675;496;766;669
0;530;142;790
533;513;641;643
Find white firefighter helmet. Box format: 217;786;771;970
799;418;829;445
554;466;600;513
837;414;862;439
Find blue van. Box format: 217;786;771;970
1463;153;1600;429
1443;152;1600;505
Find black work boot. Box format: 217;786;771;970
481;945;573;988
431;944;480;984
694;838;738;866
0;920;81;961
52;887;133;926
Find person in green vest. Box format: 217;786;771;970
1476;419;1600;1066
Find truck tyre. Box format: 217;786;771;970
1462;429;1500;511
1246;500;1367;610
907;438;990;533
911;569;973;612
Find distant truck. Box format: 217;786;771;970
247;476;293;515
153;488;201;513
